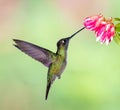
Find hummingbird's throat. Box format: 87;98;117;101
57;45;67;57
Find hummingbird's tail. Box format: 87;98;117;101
45;75;56;100
45;81;51;100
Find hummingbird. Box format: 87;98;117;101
13;27;85;100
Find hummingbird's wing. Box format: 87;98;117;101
13;39;56;67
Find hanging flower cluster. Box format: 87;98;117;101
83;14;115;45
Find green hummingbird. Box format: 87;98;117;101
13;27;85;100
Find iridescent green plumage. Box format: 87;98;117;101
13;27;85;100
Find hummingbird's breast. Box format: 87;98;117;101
52;55;67;78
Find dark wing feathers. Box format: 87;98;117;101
13;39;56;67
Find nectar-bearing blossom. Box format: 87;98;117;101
83;14;115;45
95;20;115;45
84;14;104;31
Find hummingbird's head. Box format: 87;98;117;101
57;37;72;50
57;27;85;50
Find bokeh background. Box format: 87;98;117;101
0;0;120;110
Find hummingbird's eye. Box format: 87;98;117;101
61;39;67;45
61;40;65;44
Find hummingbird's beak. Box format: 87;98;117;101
66;27;85;40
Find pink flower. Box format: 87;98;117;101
95;21;115;45
83;14;115;45
83;14;104;31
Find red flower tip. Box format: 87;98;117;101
83;14;115;45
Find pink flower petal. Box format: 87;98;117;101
83;14;115;45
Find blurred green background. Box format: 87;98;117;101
0;0;120;110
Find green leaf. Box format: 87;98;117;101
113;32;120;46
115;23;120;32
114;18;120;21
